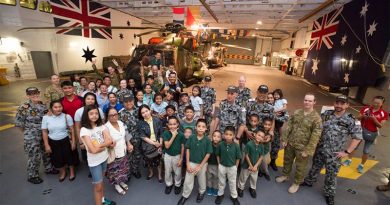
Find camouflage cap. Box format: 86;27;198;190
123;94;134;102
26;87;40;95
226;85;238;93
335;95;348;103
204;76;212;82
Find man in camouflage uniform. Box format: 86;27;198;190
200;76;216;126
269;110;289;170
119;94;142;179
43;74;64;105
276;93;322;194
92;59;124;88
246;85;275;133
301;96;362;205
15;87;57;184
211;86;245;138
235;75;251;107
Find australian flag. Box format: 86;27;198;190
304;0;390;87
50;0;112;39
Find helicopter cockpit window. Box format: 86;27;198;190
20;0;37;10
0;0;16;6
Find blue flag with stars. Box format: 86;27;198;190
304;0;390;87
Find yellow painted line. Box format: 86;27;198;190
275;149;378;180
0;102;15;106
5;113;16;117
0;124;15;131
0;107;18;112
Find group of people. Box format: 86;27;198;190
15;61;388;205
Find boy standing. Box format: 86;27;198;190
237;129;266;198
179;105;198;133
178;119;213;205
215;126;242;205
206;130;222;196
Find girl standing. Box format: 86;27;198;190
190;86;204;118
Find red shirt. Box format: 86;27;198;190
61;95;83;120
360;106;388;132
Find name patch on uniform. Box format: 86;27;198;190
337;121;349;128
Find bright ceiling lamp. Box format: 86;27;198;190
257;21;262;25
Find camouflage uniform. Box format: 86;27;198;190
271;111;290;160
15;100;54;179
165;99;178;112
236;87;251;107
281;109;322;184
216;99;245;133
43;85;64;105
178;103;190;120
116;88;133;104
119;107;141;175
201;86;216;126
304;110;362;197
246;98;275;124
92;63;123;88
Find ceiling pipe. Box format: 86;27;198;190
199;0;219;23
299;0;333;23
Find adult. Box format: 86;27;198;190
210;86;245;138
119;94;142;179
82;81;97;97
246;85;275;135
343;96;388;173
92;59;124;88
44;74;64;105
276;93;322;194
79;105;115;205
236;75;251;107
116;79;133;104
97;84;109;109
200;76;216;126
80;76;88;93
60;80;84;165
150;52;162;68
301;96;362;205
42;100;76;182
161;72;183;102
105;108;131;195
103;76;118;93
127;78;138;97
148;65;164;86
103;93;123;113
138;105;164;182
15;87;57;184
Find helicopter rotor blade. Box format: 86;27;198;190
223;44;252;51
136;29;163;37
17;26;162;32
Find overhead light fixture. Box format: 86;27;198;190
257;21;262;25
255;28;259;30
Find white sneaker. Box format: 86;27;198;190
288;184;300;194
275;176;289;183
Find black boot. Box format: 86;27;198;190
325;195;334;205
177;197;188;205
270;159;278;171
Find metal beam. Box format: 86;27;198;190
199;0;219;23
299;0;334;23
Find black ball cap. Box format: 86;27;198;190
204;76;212;82
257;85;269;93
226;85;238;93
335;95;348;103
26;87;40;95
123;94;134;102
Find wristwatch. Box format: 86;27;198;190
344;150;351;154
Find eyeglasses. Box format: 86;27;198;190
108;113;118;117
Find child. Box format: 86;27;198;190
165;90;178;111
190;86;204;118
165;64;176;82
162;105;177;130
243;113;261;148
150;93;168;119
200;76;216;126
135;90;144;108
163;116;185;195
179;105;198;133
142;84;154;106
79;105;115;205
177;119;213;205
181;127;193;183
206;130;222;197
237;129;266;199
215;126;241;205
178;92;191;119
273;89;287;136
258;118;273;180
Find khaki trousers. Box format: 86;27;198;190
237;168;259;190
182;162;208;198
164;154;182;187
218;164;238;198
206;164;218;189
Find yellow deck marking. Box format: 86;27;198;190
275;149;378;180
5;113;16;117
0;107;18;112
0;124;15;131
0;102;15;106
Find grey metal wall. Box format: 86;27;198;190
215;37;256;65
